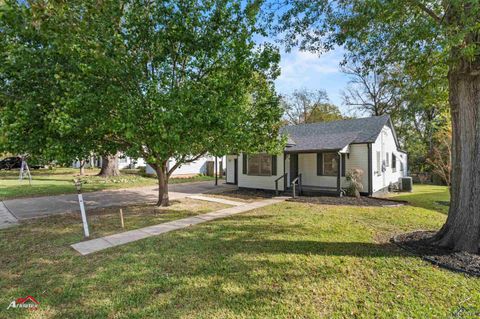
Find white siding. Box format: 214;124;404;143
238;153;285;191
298;153;338;187
145;155;222;177
296;144;369;191
118;156;145;169
371;125;408;192
344;144;370;191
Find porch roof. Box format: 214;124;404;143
284;131;358;153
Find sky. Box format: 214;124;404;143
273;46;352;115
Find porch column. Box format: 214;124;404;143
337;153;341;194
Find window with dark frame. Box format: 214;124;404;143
247;154;272;176
392;153;397;172
323;152;338;176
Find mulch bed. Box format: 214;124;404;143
289;196;406;207
392;231;480;277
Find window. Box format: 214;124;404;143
248;154;272;176
323;152;338;176
392;153;397;172
376;151;381;175
386;152;389;167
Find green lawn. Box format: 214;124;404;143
389;184;451;214
1;184;479;318
0;168;216;200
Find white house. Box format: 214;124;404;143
73;155;145;170
225;115;408;196
145;155;224;177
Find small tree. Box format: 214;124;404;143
427;127;452;186
345;169;364;198
282;89;343;124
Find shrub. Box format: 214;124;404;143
345;168;364;198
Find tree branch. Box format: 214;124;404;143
167;152;206;177
410;1;442;23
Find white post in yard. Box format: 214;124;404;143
19;157;32;186
74;179;90;238
119;208;125;228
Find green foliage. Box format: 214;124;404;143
0;0;120;163
306;102;344;123
270;1;479;69
0;1;285;203
282;88;344;124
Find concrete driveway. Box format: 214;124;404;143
3;181;237;220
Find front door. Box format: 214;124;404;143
234;159;238;185
290;154;298;183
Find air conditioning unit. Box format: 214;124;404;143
400;177;413;192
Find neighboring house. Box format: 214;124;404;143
117;156;146;169
72;155;145;170
145;155;224;177
225;115;408;196
73;154;223;177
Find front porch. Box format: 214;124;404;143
280;151;348;197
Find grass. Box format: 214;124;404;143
1;184;479;318
73;198;228;240
388;184;450;214
0;168;216;200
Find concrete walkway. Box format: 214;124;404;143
71;197;286;255
2;181;236;221
187;195;245;206
0;201;18;229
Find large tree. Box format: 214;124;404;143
341;62;401;117
271;1;480;253
1;0;284;206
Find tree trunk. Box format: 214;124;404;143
97;154;120;177
152;161;169;207
431;58;480;253
79;160;85;176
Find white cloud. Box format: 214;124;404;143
274;46;350;108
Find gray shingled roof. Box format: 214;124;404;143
281;115;391;152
